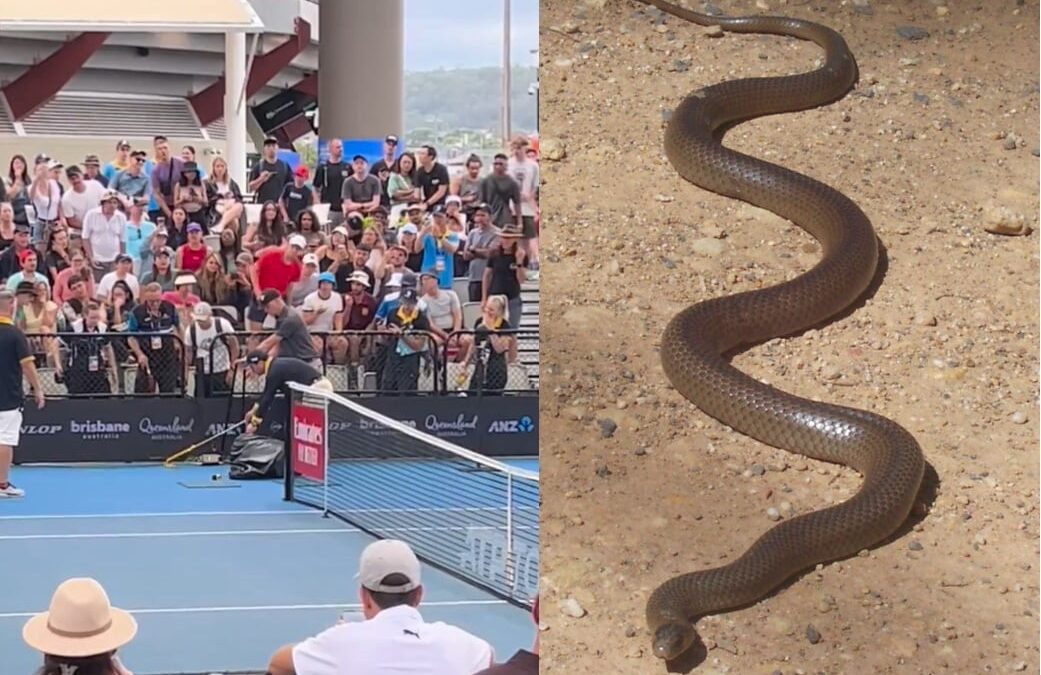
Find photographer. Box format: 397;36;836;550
381;288;431;393
57;302;118;396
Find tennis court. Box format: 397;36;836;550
0;457;538;674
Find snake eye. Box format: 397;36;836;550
652;622;697;660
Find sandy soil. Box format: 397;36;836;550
537;1;1039;673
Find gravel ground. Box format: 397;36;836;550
537;0;1039;673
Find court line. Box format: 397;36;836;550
0;599;508;620
0;525;539;541
0;509;318;521
0;506;539;521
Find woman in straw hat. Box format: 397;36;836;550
23;577;137;675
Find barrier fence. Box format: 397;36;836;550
22;328;538;399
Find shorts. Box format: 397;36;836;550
521;216;536;240
0;408;23;446
246;301;267;324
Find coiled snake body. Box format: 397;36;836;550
638;0;926;661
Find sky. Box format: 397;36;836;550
403;0;538;72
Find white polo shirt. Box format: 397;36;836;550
292;605;494;675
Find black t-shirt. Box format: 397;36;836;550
405;250;424;273
128;302;179;353
416;163;451;206
280;183;313;223
369;158;393;207
67;326;111;373
385;307;431;354
342;175;382;207
250;159;292;204
313;160;351;210
45;250;71;280
0;245;24;284
0;319;31;411
487;250;521;300
480;174;522;227
275;306;320;362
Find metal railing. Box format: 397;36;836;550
23;327;538;398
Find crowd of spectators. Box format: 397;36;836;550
0;133;540;396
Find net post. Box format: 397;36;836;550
506;472;515;592
322;394;330;518
283;388;294;502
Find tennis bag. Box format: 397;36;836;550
226;433;285;480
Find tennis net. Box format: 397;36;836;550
283;382;539;607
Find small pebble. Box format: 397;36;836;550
1012;661;1027;672
908;540;924;551
806;624;822;644
897;26;930;41
625;625;638;638
1011;411;1027;425
560;597;587;618
750;464;766;477
634;447;647;456
595;463;612;478
1003;136;1018;151
766;507;781;521
597;418;618;438
704;25;724;38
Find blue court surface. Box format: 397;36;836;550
0;461;538;675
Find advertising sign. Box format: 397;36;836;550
290;402;326;482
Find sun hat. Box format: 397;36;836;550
349;271;371;288
174;273;197;286
22;578;137;657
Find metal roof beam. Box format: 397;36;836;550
2;32;109;120
189;17;311;127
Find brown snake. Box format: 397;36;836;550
636;0;926;661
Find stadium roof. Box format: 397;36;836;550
0;0;264;33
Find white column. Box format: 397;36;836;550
224;31;247;189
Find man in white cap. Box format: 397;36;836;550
267;539;494;675
185;301;239;396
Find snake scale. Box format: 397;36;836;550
634;0;926;661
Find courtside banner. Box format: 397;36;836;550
290;401;326;482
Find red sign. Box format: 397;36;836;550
291;403;326;482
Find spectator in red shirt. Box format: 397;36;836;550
161;273;201;327
342;270;377;377
247;234;305;331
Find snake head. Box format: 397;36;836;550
652;621;697;660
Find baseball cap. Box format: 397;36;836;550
186;223;203;234
235;251;253;266
399;287;419;303
116;139;130;150
15;280;35;296
385;134;399;145
154;228;169;238
294;165;309;178
302;253;319;266
352;154;367;163
419;268;438;281
156;246;174;258
356;539;421;593
17;248;37;264
192;302;213;319
332;225;350;237
115;253;133;264
431;206;447;218
245;349;268;365
399;223;418;235
288;234;307;249
445;195;462;205
317;272;336;285
474;202;491;214
83;154;101;166
259;289;282;305
263;137;278;146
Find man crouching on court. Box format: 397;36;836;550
267;539;494;675
241;349;333;434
